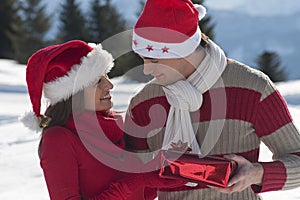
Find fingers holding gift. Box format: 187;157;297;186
209;154;264;194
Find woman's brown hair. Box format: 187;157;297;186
38;91;84;158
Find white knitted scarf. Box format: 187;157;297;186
161;40;227;154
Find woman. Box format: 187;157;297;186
20;40;183;199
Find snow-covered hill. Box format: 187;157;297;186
0;58;300;199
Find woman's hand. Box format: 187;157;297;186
209;154;264;194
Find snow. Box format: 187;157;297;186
0;59;300;199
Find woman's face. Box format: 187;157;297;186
84;75;114;112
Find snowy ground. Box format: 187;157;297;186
0;59;300;199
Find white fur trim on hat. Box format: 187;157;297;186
132;27;202;59
19;111;42;133
43;43;114;105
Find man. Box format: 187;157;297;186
124;0;300;199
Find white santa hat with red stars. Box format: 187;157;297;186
19;40;114;132
132;0;206;59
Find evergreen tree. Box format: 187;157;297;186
256;51;288;82
0;0;19;58
101;0;126;41
11;0;51;64
88;0;126;43
58;0;88;42
88;0;103;43
191;0;215;40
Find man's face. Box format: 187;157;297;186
140;56;191;85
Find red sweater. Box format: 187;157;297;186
40;111;155;200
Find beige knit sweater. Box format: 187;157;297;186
125;60;300;200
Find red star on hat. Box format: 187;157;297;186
162;46;169;53
133;39;138;46
146;45;153;52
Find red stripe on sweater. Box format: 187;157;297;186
126;87;262;150
254;90;293;138
256;161;286;193
130;96;170;130
125;97;170;150
127;88;292;149
191;87;260;123
129;88;261;127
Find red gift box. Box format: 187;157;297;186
159;150;237;188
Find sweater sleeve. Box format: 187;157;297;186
124;108;150;151
89;170;185;200
253;77;300;193
88;174;148;200
40;127;81;199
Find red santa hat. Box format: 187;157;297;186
20;40;114;132
132;0;206;59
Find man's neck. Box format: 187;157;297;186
185;49;206;78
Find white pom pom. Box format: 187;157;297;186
194;4;207;21
19;111;42;133
87;42;98;48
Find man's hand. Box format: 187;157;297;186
209;154;264;194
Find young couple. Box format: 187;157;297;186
21;0;300;199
